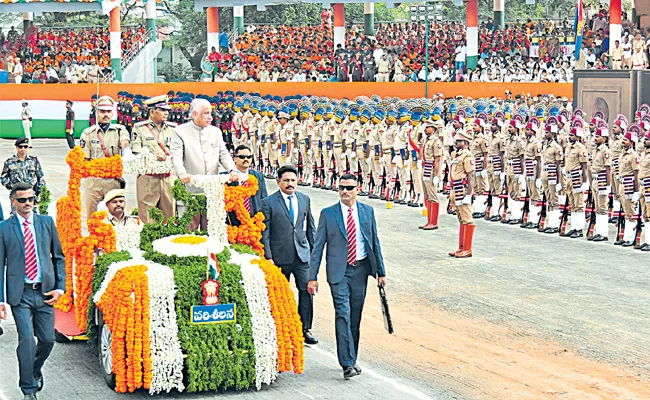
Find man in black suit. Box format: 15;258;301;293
0;182;66;400
227;145;268;226
261;165;318;344
309;174;387;380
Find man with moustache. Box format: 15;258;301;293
227;145;267;227
589;127;612;241
103;189;141;226
261;165;318;345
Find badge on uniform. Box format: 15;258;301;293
80;139;86;148
605;153;610;159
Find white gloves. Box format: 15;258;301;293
605;185;611;194
366;157;373;165
499;172;506;182
518;174;526;185
392;155;401;164
556;182;562;192
122;148;135;162
461;194;472;205
480;170;488;179
433;176;440;187
535;178;542;190
340;153;347;160
307;149;313;157
292;148;299;155
417;160;423;169
632;192;640;202
350;152;357;159
579;181;589;193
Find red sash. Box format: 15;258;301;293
145;124;170;156
96;130;112;158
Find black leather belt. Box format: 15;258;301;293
348;257;368;267
25;283;41;290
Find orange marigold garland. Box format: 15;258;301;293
96;265;152;393
55;146;122;313
73;211;116;330
225;176;265;256
252;258;305;374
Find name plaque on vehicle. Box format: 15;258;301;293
190;303;236;324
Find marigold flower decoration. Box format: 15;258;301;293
252;258;304;374
224;176;265;256
74;211;117;330
96;265;152;393
55;147;123;313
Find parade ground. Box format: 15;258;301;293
1;139;650;400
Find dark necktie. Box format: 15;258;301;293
288;195;295;225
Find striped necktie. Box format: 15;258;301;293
346;207;356;266
23;220;38;281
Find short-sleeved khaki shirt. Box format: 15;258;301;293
80;124;130;160
451;148;475;181
565;142;588;171
131;120;176;157
591;143;612;172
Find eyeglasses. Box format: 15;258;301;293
235;155;253;159
14;196;35;204
338;185;357;192
17;145;29;149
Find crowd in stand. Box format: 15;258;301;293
0;25;148;83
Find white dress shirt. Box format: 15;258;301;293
281;191;298;226
340;201;367;261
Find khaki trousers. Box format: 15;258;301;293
136;174;175;223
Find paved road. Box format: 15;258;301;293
1;140;649;399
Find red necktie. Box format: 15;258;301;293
244;197;251;214
346;208;356;266
23;220;38;281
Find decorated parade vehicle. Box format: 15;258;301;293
52;147;304;394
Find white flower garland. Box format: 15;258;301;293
186;175;230;244
152;234;225;257
146;263;185;394
123;149;174;176
113;224;143;252
93;259;185;394
229;250;278;389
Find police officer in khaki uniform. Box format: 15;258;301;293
131;95;176;224
541;124;564;233
470;118;489;218
615;131;641;246
589;127;612;241
277;111;293;166
522;121;543;229
380;109;398;200
103;189;142;226
80;96;132;222
21;100;32;147
611;40;624;70
486;118;505;221
419;119;444;230
561;127;590;238
448;129;475;258
638;131;650;250
610;119;626;218
504;120;525;224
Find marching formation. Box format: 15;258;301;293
106;91;650;256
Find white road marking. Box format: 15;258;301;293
309;346;436;400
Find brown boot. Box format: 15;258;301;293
423;202;439;230
449;224;465;256
456;224;475;258
419;200;430;229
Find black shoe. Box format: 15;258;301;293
592;234;608;242
313;184;321;189
369;194;379;199
509;219;522;225
569;230;583;238
324;185;332;190
353;364;362;374
610;217;618;224
519;222;532;228
560;229;576;237
407;201;414;207
641;244;650;251
622;241;634;247
614;239;625;245
379;195;387;201
526;223;539;229
472;212;485;218
343;366;359;380
303;330;319;345
359;192;369;197
35;375;43;392
23;394;37;400
544;227;559;234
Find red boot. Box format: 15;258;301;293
419;200;430;229
424;202;439;230
449;224;465;256
456;224;475;258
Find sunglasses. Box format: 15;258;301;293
338;185;357;192
17;145;29;149
15;196;35;204
235;155;253;159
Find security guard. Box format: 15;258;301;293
504;120;525;224
522;120;543;229
419;119;444;230
448;128;475;258
589;127;612;241
277;110;293;166
65;100;76;149
470;118;489;218
1;138;46;212
298;104;314;186
561;127;590;238
21;100;32;147
131;95;176;224
103;189;142;226
615;131;641;246
79;95;132;222
381;108;398;200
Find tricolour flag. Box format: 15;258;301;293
574;0;584;61
207;251;221;280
